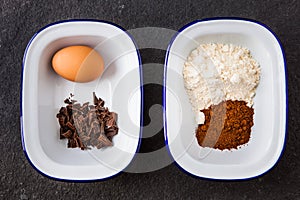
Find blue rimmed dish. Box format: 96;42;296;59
164;18;286;180
21;20;143;181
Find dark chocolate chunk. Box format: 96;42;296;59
97;133;113;147
57;113;65;127
66;121;76;131
56;93;119;150
64;98;72;104
62;130;72;138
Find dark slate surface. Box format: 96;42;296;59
1;0;299;199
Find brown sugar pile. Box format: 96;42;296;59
196;100;254;150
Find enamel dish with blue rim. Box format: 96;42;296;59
164;18;286;180
21;20;143;181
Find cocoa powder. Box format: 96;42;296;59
196;100;254;150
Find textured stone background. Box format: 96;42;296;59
1;0;299;199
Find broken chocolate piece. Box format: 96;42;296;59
56;93;119;150
97;133;113;147
66;121;76;131
62;130;72;138
106;112;117;128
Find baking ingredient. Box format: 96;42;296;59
52;45;104;83
183;43;260;150
56;93;118;150
196;100;254;150
183;43;260;124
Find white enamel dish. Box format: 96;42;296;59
164;19;286;180
21;20;143;181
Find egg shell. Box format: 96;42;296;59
52;45;104;83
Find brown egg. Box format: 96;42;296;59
52;45;104;82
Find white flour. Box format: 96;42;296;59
183;43;261;124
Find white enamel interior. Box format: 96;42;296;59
165;19;286;179
22;21;141;180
